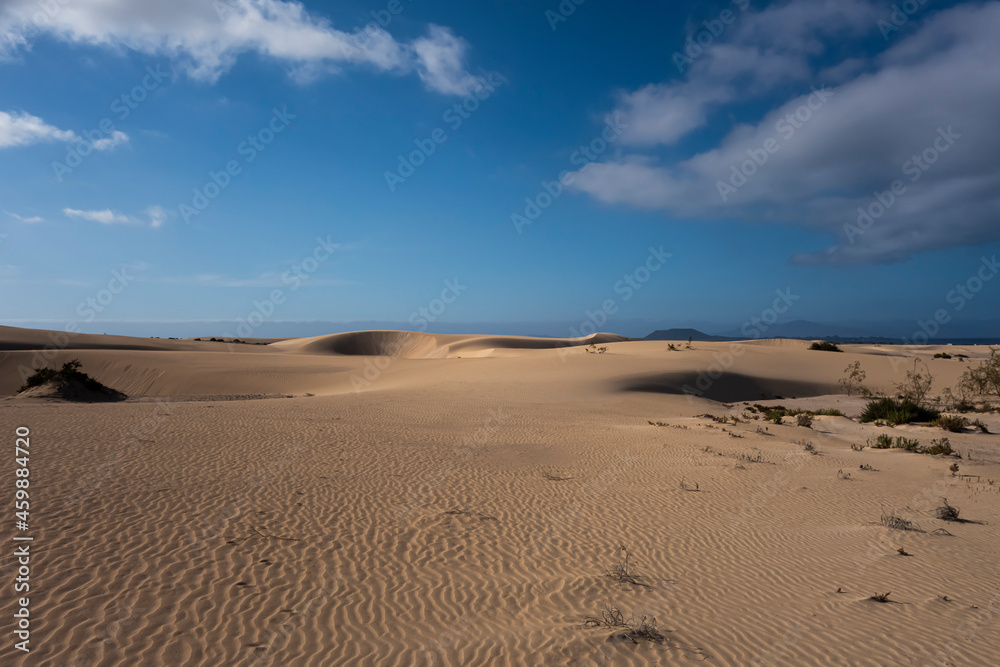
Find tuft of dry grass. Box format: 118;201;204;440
935;498;961;522
880;507;920;531
679;478;700;492
584;604;668;644
604;545;650;587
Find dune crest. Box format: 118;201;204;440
271;330;629;359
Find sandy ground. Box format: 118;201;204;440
1;326;998;666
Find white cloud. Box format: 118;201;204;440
63;206;166;228
146;205;167;229
411;25;481;96
568;0;1000;264
0;0;479;95
615;82;733;147
0;110;77;148
4;210;43;223
0;110;129;151
63;208;131;225
92;130;129;150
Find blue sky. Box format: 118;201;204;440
1;0;998;338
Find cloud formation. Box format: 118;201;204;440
0;0;481;95
0;110;77;148
0;110;129;151
63;207;165;228
4;210;43;223
568;0;1000;264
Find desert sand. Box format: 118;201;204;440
1;325;998;666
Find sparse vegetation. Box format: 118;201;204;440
839;361;868;396
880;508;919;531
895;359;934;406
810;341;842;352
796;413;813;428
679;478;700;492
869;433;893;449
794;439;818;455
870;592;892;603
859;397;940;425
893;436;923;453
586;344;607;354
933;414;968;433
923;438;955;456
18;359;124;400
584;605;667;644
957;347;1000;399
667;343;678;351
935;498;961;522
753;405;843;422
605;545;649;587
971;418;990;434
934;352;952;359
698;413;729;424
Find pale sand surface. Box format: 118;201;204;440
1;326;999;666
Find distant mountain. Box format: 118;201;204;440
644;320;999;345
643;328;738;342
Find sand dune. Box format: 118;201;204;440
1;326;998;666
272;330;629;359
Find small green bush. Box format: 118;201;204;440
17;359;116;396
934;353;952;359
870;433;894;449
859;397;940;425
19;360;89;392
923;438;954;456
933;415;968;433
810;341;842;352
765;409;784;424
868;433;953;455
